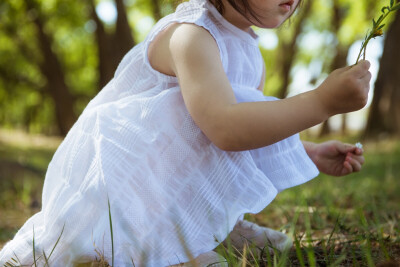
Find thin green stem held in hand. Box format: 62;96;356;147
356;0;400;64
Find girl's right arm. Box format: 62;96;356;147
150;24;371;151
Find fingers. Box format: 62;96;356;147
354;147;364;155
337;142;364;156
337;142;356;154
359;70;372;94
335;141;365;175
360;68;372;80
351;60;371;77
358;59;371;70
343;161;353;175
336;65;352;73
360;72;372;89
344;152;364;173
349;146;364;156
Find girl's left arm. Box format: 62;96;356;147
302;140;365;176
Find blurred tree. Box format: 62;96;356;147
151;0;162;21
364;4;400;138
1;0;394;138
0;0;163;134
24;0;77;135
276;0;312;99
319;0;349;137
88;0;135;90
0;0;97;134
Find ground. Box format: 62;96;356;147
0;129;399;266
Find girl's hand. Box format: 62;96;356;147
304;141;365;176
316;60;372;117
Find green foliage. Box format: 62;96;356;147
0;0;165;134
356;0;400;63
0;0;398;134
0;0;94;133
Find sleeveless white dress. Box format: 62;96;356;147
0;0;319;266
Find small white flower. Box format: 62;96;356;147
355;142;363;149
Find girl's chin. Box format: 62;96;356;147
256;20;285;29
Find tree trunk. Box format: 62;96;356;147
25;0;76;135
89;0;116;89
319;120;331;137
277;0;312;99
114;0;135;57
89;0;135;90
319;0;349;137
150;0;162;21
364;7;400;139
341;113;347;135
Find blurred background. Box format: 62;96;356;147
0;0;399;264
0;0;399;137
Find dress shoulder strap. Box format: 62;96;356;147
143;0;228;69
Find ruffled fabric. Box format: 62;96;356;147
0;0;318;266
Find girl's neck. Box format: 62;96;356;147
213;0;253;33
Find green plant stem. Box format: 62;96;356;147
356;2;400;63
356;40;368;64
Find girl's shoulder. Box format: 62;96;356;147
148;22;218;77
146;0;224;46
145;0;227;76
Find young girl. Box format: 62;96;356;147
0;0;369;266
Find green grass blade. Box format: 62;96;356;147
32;226;37;267
327;215;340;246
108;198;115;267
304;204;316;267
329;254;347;266
294;234;305;267
263;245;273;267
42;250;50;267
48;223;65;261
363;238;375;267
351;245;360;267
306;248;316;267
12;252;21;265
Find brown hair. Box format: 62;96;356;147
209;0;303;25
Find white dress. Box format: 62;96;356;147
0;0;319;266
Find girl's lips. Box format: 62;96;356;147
281;0;295;5
279;0;294;12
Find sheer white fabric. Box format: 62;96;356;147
0;0;319;266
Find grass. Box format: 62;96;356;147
107;198;115;267
0;129;399;266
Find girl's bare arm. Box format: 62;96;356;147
150;24;371;151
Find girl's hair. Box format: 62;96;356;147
209;0;303;24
